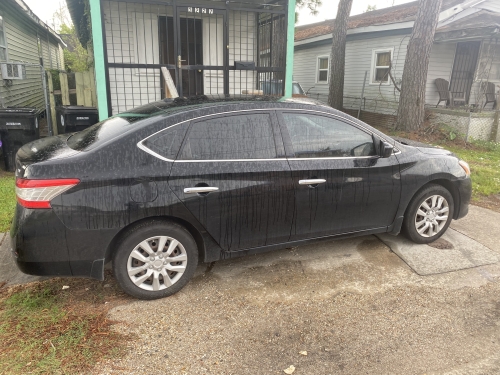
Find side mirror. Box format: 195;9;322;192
380;141;394;158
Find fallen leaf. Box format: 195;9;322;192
299;351;307;356
284;365;296;374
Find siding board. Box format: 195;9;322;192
294;33;410;114
0;0;63;109
295;35;463;114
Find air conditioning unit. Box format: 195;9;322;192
0;63;26;80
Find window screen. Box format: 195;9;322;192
282;113;376;158
142;122;189;160
179;114;277;160
373;51;391;83
317;57;329;82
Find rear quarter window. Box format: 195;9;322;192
141;122;190;160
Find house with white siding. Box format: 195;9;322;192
0;0;65;109
294;0;500;120
66;0;297;121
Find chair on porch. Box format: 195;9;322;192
434;78;466;107
482;82;497;109
434;78;451;107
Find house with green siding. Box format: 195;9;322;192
0;0;65;109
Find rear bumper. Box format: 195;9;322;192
10;204;109;280
10;204;73;277
455;177;472;220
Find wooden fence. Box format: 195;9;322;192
46;69;97;135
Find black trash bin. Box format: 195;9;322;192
56;106;99;134
0;107;41;172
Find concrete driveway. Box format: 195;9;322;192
2;205;500;374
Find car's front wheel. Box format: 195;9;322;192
403;184;454;244
112;220;198;300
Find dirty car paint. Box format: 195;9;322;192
10;98;472;280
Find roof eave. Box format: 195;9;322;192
12;0;67;47
294;21;414;46
434;25;500;42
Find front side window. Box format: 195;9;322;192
371;50;392;84
282;113;376;158
179;113;277;160
0;15;7;61
317;57;329;83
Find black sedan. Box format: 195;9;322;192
11;97;471;299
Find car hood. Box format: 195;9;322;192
393;137;453;157
416;146;453;156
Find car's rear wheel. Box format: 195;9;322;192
403;184;454;244
112;220;198;300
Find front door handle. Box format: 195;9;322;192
178;55;186;68
184;187;219;194
299;179;326;185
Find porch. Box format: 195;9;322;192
430;10;500;110
99;0;291;115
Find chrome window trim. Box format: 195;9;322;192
137;119;190;162
136;108;402;162
175;159;289;163
290;155;379;162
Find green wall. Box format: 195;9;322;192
89;0;109;120
284;0;296;98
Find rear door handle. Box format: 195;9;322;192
299;179;326;185
184;187;219;194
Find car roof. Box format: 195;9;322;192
113;95;331;121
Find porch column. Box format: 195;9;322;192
89;0;109;120
284;0;296;98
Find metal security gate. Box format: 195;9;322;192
102;0;288;115
450;41;481;105
175;5;227;97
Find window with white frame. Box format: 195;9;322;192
0;14;7;61
317;56;329;83
371;49;393;84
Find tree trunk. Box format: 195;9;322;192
328;0;353;110
395;0;443;131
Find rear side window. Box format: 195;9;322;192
142;122;189;160
282;113;376;158
179;113;277;160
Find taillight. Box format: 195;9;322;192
15;178;80;209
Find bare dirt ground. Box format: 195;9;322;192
96;233;500;375
473;195;500;214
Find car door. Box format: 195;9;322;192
167;111;295;251
277;110;401;241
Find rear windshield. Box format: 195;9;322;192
66;101;186;151
67;117;134;151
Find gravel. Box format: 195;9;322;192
96;235;500;375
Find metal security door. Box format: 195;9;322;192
175;6;227;97
450;41;481;105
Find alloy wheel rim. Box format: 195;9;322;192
414;195;449;238
127;236;187;291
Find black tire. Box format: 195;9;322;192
112;220;198;300
402;184;454;244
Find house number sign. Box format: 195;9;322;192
187;7;214;14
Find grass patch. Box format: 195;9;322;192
0;274;130;374
0;171;16;233
444;141;500;199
